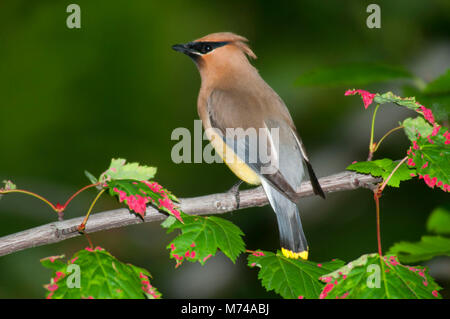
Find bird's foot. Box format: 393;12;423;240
228;180;243;209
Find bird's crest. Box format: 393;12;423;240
195;32;257;59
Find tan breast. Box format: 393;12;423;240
206;127;261;185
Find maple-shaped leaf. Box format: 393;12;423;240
387;236;450;263
402;117;434;141
373;91;420;111
106;179;182;221
40;255;66;269
247;250;345;299
162;213;245;267
373;92;438;124
427;207;450;235
346;89;421;110
347;158;415;187
319;254;442;299
345;89;376;108
404;122;450;192
347;90;442;125
41;247;161;299
99;158;157;183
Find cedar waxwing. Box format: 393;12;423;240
173;32;325;259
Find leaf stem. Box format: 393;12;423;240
62;182;101;210
379;156;409;193
0;182;102;215
373;190;383;257
84;232;94;249
368;104;380;161
0;189;58;211
372;156;408;259
373;125;404;152
78;189;106;232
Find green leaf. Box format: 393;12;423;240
387;236;450;263
84;170;98;184
346;158;415;187
402;117;434;141
99;158;157;183
247;250;345;299
405;124;450;192
423;69;450;95
373;91;420;111
40;255;66;270
319;254;442;299
41;247;161;299
295;63;412;88
106;179;182;221
427;207;450;235
163;213;245;266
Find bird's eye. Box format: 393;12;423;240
202;44;212;54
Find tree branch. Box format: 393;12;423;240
0;171;380;257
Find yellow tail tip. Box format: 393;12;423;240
281;248;308;260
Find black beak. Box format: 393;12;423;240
172;43;190;55
172;43;199;61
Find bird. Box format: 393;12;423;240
172;32;325;260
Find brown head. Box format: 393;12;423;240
172;32;257;84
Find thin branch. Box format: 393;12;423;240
373;125;404;153
373;190;383;257
367;104;380;161
0;171;381;257
378;156;409;193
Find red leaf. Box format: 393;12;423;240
345;89;376;109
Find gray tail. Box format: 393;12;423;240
261;179;308;258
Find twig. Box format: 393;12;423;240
373;190;383;257
372;156;409;257
0;171;381;257
373;125;404;153
78;188;106;232
367;104;380;161
379;156;409;193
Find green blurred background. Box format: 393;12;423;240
0;0;449;298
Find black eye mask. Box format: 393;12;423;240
187;41;229;54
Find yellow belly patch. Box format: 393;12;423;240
208;130;261;185
281;248;309;260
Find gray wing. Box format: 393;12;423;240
207;88;306;202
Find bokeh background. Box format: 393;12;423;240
0;0;449;298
